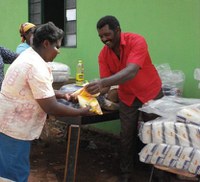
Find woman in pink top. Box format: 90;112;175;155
0;22;91;182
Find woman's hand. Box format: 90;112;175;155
79;105;94;116
55;90;78;102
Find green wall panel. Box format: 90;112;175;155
0;0;28;51
59;0;200;98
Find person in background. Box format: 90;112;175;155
0;46;18;89
0;22;91;182
16;22;36;54
85;15;163;182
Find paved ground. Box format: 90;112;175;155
28;128;199;182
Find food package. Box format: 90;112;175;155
150;144;171;165
97;95;119;111
72;87;103;115
98;85;119;111
48;62;71;82
106;85;119;103
176;104;200;126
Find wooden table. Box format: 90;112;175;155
56;111;119;182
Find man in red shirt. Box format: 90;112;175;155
86;15;163;182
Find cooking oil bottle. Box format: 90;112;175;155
76;60;84;86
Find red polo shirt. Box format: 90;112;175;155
98;32;162;106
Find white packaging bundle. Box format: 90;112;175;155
139;143;157;163
48;62;71;82
163;145;183;168
139;96;200;119
176;104;200;126
187;124;200;149
163;122;176;145
188;149;200;175
139;121;152;144
150;144;170;165
152;121;164;144
175;123;190;147
176;147;195;171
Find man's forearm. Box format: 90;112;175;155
101;63;139;87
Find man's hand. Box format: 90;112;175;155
85;80;103;95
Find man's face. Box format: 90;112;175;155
97;24;120;49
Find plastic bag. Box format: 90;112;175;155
194;68;200;89
156;63;185;96
48;62;71;82
72;87;103;115
97;95;119;111
60;84;82;93
98;86;119;111
139;96;200;119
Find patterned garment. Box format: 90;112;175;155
0;47;55;140
0;46;18;89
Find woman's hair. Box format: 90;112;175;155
19;22;36;42
96;15;120;31
32;22;64;47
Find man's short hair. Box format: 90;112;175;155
97;15;120;31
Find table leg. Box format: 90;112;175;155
64;124;80;182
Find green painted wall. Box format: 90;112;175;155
1;0;200;134
0;0;28;51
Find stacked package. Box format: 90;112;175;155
48;62;70;82
139;97;200;176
